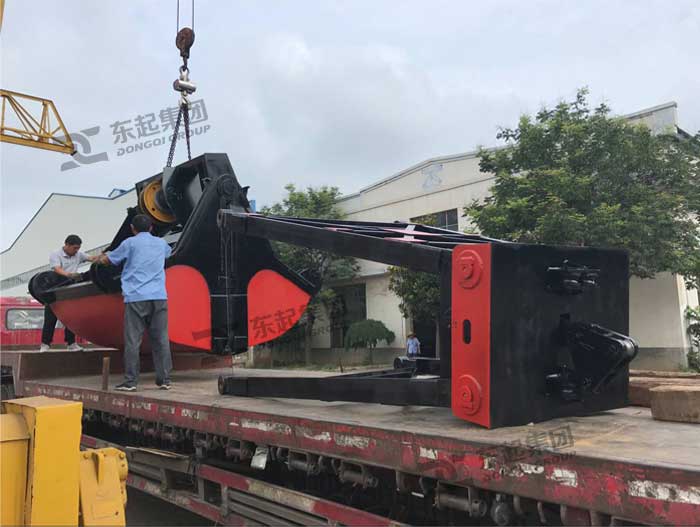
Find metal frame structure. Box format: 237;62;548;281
216;212;489;411
0;89;75;154
217;212;495;377
216;212;636;428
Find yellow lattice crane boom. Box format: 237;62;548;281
0;90;75;155
0;1;74;155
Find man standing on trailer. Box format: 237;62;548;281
40;234;99;352
97;214;173;391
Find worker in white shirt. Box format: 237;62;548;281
39;234;99;352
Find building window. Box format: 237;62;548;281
411;209;459;231
330;284;367;348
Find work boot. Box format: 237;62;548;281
39;343;50;352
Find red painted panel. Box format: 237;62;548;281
51;265;211;352
247;270;310;346
166;265;211;351
451;244;492;428
52;293;125;349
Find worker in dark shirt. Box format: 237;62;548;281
97;214;173;391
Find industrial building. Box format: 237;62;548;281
2;102;697;370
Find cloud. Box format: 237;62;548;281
1;0;699;250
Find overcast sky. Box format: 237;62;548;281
1;0;698;250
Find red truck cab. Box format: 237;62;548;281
0;296;87;349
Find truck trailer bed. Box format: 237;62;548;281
17;363;700;525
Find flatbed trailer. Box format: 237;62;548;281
3;350;699;526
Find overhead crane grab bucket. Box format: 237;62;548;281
28;153;314;356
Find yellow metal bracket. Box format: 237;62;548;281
0;413;30;526
1;396;127;526
79;447;128;526
0;89;75;154
3;396;83;525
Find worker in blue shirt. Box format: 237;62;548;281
406;333;421;358
97;214;173;391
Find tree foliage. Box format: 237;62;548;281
263;184;358;286
262;184;358;358
387;266;441;324
464;89;700;289
344;319;395;350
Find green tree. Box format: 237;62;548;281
344;319;395;364
262;184;358;363
387;267;441;327
465;89;700;289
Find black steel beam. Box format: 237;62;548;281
218;211;454;274
218;374;451;407
439;258;452;379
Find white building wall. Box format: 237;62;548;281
1;191;134;296
339;154;492;225
311;301;332;349
2;192;134;275
625;102;679;135
628;274;689;369
365;274;405;348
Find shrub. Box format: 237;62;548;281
344;319;395;350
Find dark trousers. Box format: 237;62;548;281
41;305;75;345
123;300;172;387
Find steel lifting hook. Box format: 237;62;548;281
173;28;196;104
176;27;195;61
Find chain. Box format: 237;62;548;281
165;100;193;168
166;1;196;169
165;105;183;168
183;103;192;161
